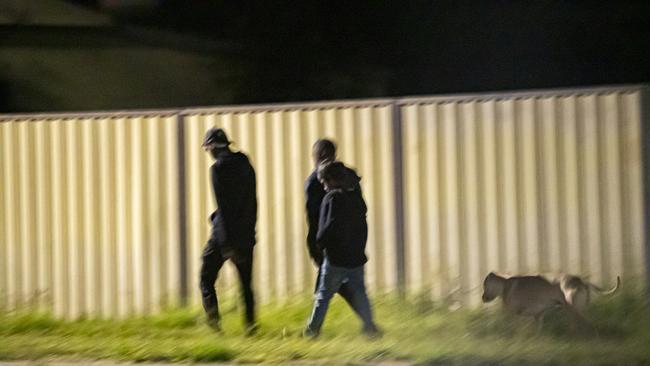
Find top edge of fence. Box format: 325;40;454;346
0;108;182;122
395;83;648;106
1;84;646;122
180;98;397;116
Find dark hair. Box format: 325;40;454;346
317;161;346;186
312;139;336;164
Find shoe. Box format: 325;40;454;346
362;325;382;339
207;318;222;333
244;323;259;336
301;327;320;339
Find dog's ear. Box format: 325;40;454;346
484;272;495;282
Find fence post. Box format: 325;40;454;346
642;87;650;306
176;114;189;306
391;102;406;296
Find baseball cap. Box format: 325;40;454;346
202;128;231;148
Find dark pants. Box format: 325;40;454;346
200;243;255;326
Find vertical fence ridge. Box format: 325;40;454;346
392;103;406;294
176;114;189;307
640;87;650;301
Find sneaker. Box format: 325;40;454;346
207;318;222;333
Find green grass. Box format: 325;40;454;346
1;291;649;365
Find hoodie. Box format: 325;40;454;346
316;186;368;268
305;164;363;264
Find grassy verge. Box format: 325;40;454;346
1;291;649;365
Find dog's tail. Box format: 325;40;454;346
589;275;620;295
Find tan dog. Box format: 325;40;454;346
482;272;589;332
558;275;620;311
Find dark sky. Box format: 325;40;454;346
2;0;649;111
112;0;650;99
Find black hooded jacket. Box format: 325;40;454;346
210;150;257;248
316;186;368;268
304;165;362;263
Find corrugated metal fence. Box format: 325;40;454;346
0;85;647;318
400;90;647;305
0;115;181;318
182;105;397;306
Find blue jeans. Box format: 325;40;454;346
306;258;377;334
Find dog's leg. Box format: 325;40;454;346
565;304;597;336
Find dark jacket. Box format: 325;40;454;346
304;166;362;263
316;188;368;268
210;150;257;248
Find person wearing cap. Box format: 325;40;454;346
200;127;258;334
303;161;380;338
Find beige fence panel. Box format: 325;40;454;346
401;87;646;305
0;85;647;317
182;104;397;304
0;115;180;318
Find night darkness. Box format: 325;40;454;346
1;0;649;112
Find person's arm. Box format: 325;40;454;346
305;177;325;264
361;197;368;246
211;164;233;248
316;193;339;250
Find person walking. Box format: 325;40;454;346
305;140;362;294
303;161;380;338
200;127;258;334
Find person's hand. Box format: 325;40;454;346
309;248;324;266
